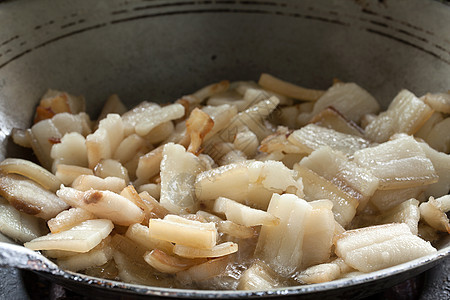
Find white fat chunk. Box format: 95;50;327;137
24;219;113;252
160;143;204;214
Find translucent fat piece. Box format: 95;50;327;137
365;89;433;143
160;143;204;214
202;104;238;141
173;242;238;258
423;117;450;153
415;112;444;141
185;108;214;154
195;160;302;210
237;260;280;290
121;102;159;133
353;136;438;190
55;164;93;186
335;223;412;257
299;146;379;212
57;244;113;272
419;195;450;233
125;223;174;254
369;186;425;212
310;107;365;137
418;142;450;198
176;256;229;284
72;175;126;194
0;197;46;243
295;258;351;284
47;207;96;234
0;158;62;192
30;113;91;170
56;186;144;226
255;194;312;277
143;249;205;274
135;146;164;185
148;217;217;249
258;73;325;101
0;174;69;220
259;127;304;154
352;199;421;235
301;200;335;268
113;134;147;164
113;250;174;287
86;114;124;169
97;94;127;121
288;124;371;157
342;234;436;273
422;92;450;114
215;96;279;142
24;219;113;252
51;132;88;171
213;197;279;227
294;164;357;227
94;159;129;183
310;82;380;122
382;199;420;234
135;104;185;136
29;119;61;170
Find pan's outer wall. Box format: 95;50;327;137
0;0;449;156
0;0;449;298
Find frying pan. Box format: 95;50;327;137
0;0;449;299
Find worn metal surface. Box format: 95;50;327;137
0;0;449;298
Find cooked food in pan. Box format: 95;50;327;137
0;74;448;290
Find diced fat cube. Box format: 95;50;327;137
47;207;96;233
195;160;302;210
213;197;279;227
340;234;436;272
55;164;94;186
173;242;238;258
299;146;379;211
418;141;450;198
369;186;425;212
258;73;325;101
294;164;357;227
353;135;438;190
255;194;312;276
72;175;126;194
57;244;113;272
0;158;62;192
160;143;204;214
24;219;113;252
288;124;371;157
335;223;412;257
295;258;352;284
135;104;185;136
0;174;68;220
0;197;46;243
365;90;433;143
419;195;450;233
422;92;450;114
86;114;124;168
93;159;129;183
310;82;380;122
51;132;88;170
301;200;335;268
148;216;217;249
56;186;144;226
423;117;450;153
238;260;280;290
310;107;365;137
